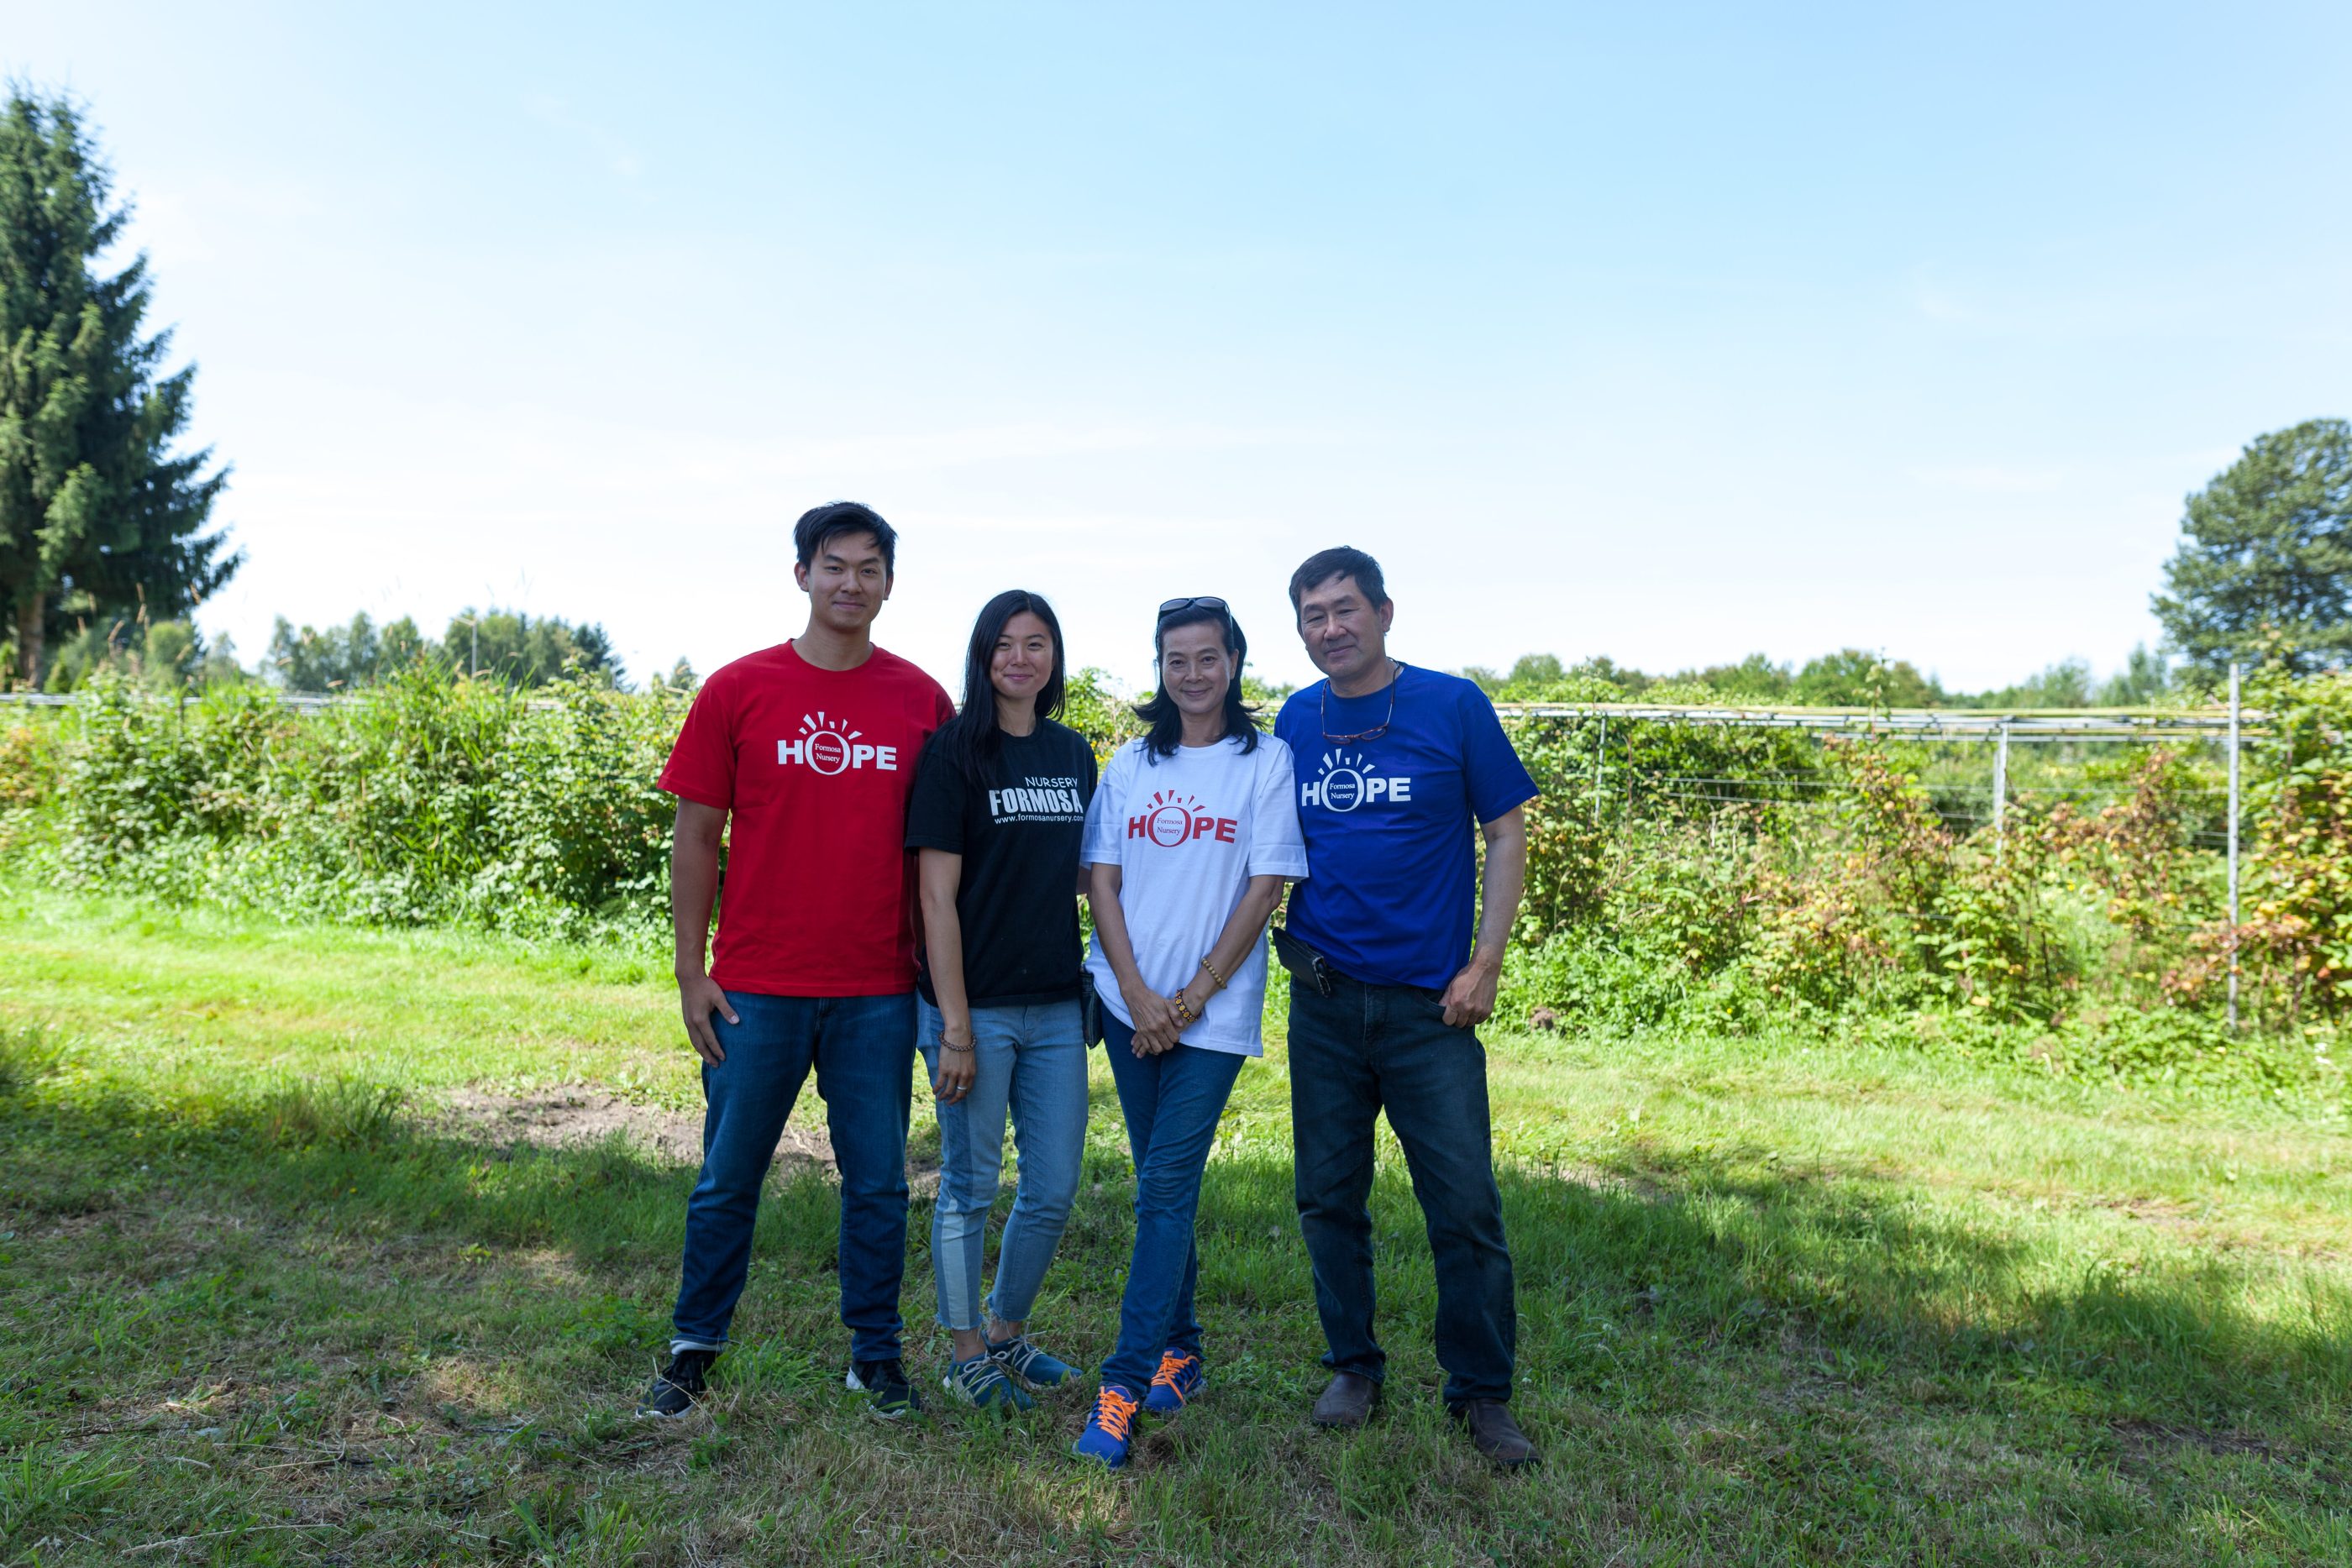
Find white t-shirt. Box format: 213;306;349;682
1081;732;1310;1057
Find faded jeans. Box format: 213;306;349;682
916;996;1089;1333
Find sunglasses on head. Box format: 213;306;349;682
1157;596;1229;620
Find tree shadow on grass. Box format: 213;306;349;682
7;1059;2347;1452
10;1052;2352;1567
1194;1135;2352;1448
1487;1147;2352;1433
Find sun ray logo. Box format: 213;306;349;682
777;711;896;774
1126;788;1237;847
1303;747;1409;812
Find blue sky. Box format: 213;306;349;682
8;2;2348;693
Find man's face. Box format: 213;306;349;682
794;531;893;634
1295;574;1393;682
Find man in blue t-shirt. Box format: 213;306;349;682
1271;546;1541;1467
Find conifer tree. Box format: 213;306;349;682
2155;419;2352;675
0;89;237;684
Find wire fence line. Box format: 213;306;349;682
5;679;2269;1015
1492;700;2259;740
1500;680;2261;1019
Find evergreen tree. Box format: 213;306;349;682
444;607;621;688
1969;658;2093;710
1790;648;1945;708
2096;644;2171;705
1684;653;1793;700
2154;419;2352;674
0;90;236;685
265;611;442;690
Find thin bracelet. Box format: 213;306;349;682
1199;955;1227;989
942;1031;974;1053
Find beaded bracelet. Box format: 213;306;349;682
1199;955;1228;989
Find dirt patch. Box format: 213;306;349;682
434;1088;824;1171
2111;1418;2279;1460
2096;1195;2202;1235
431;1088;938;1192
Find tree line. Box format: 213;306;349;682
30;602;679;695
1463;642;2176;710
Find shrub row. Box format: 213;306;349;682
5;666;2349;1080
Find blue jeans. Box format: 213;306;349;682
1289;975;1516;1406
1098;1013;1247;1395
669;990;916;1363
916;997;1088;1332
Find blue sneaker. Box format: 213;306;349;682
1070;1385;1141;1469
990;1333;1080;1390
942;1352;1034;1413
1144;1349;1204;1413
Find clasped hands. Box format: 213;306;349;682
1118;973;1216;1057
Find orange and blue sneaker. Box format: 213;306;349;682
1071;1384;1142;1468
1144;1349;1204;1413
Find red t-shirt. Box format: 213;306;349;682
659;640;956;997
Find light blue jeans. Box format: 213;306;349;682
916;997;1089;1333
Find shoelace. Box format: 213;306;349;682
991;1337;1039;1376
953;1358;1008;1398
1150;1350;1198;1398
1090;1386;1139;1441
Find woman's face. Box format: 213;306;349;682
990;611;1055;703
1157;619;1233;719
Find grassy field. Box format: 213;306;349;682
2;889;2349;1565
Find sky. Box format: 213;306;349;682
7;2;2349;695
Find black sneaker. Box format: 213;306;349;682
846;1357;926;1420
636;1349;717;1419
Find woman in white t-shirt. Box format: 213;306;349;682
1069;598;1309;1469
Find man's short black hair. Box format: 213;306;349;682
794;501;897;575
1288;546;1389;616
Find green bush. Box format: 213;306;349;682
10;660;2344;1086
36;671;684;938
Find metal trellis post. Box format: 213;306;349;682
2228;661;2241;1029
1593;715;1608;825
1992;723;2009;853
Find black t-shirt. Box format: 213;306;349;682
905;718;1098;1008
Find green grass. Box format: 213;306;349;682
2;887;2349;1565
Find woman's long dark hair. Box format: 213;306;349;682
940;590;1068;789
1135;602;1260;762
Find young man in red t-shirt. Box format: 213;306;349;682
637;501;956;1422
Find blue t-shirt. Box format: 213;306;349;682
1274;665;1539;991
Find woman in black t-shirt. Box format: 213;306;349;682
905;590;1099;1414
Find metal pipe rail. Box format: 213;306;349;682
1491;700;2260;741
1;690;501;712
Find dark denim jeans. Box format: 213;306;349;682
1289;975;1516;1406
1098;1013;1247;1396
669;990;916;1364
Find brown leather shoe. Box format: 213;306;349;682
1310;1372;1378;1429
1452;1399;1540;1466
